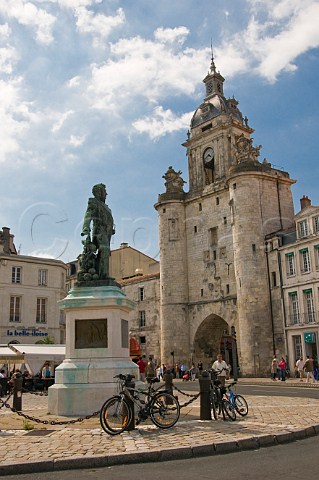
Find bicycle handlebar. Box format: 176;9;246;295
114;374;135;382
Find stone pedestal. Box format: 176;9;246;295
48;285;138;416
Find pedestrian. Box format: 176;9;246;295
313;357;319;381
174;363;180;379
304;356;314;383
212;354;229;387
179;362;186;379
146;356;155;379
278;357;287;381
156;365;162;380
190;364;196;381
137;355;147;382
0;369;6;397
295;356;305;382
271;356;278;381
197;360;203;376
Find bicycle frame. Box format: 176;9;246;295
116;377;167;423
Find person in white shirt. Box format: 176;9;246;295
296;357;305;381
212;354;229;387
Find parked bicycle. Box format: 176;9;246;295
209;369;236;421
224;382;248;417
100;374;180;435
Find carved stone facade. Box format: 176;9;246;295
155;56;296;375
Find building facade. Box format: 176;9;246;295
267;196;319;371
0;227;67;345
155;56;296;375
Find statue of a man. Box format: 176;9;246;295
80;183;115;281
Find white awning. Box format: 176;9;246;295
0;345;66;375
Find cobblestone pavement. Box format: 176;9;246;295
1;380;319;475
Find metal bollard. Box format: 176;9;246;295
12;373;23;411
164;371;174;404
124;381;135;431
199;370;211;420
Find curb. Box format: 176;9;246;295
1;424;319;476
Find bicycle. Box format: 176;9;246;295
100;374;180;435
224;382;248;417
209;369;236;421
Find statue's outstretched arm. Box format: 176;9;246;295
81;200;94;236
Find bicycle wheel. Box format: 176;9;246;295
100;396;131;435
210;389;218;420
150;392;180;428
234;394;248;416
222;398;236;421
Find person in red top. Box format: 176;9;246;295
137;355;146;382
278;357;287;382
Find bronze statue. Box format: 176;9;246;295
77;183;116;285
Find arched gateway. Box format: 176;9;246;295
193;314;234;369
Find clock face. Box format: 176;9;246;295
203;147;214;165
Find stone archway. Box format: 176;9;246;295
193;314;229;368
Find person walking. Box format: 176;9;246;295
137;355;146;382
190;364;196;381
146;357;155;379
271;356;278;381
296;356;305;381
212;354;229;387
179;363;186;379
197;360;203;376
278;357;287;381
304;355;314;383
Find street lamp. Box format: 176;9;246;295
231;326;238;381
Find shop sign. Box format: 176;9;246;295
6;328;48;338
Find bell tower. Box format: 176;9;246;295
156;54;296;375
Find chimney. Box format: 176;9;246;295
0;227;17;255
1;227;11;254
300;195;311;210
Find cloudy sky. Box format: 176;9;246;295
0;0;318;262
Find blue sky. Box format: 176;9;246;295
0;0;318;262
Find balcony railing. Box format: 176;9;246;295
287;311;318;327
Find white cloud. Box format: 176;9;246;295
0;0;56;44
51;110;74;133
0;78;31;161
69;134;86;147
0;46;17;74
86;36;208;110
133;106;192;140
0;22;10;38
237;0;319;82
74;6;125;42
154;26;189;45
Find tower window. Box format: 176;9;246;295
226;284;230;294
201;289;204;297
209;227;218;246
223;217;227;225
233;183;236;190
194;226;197;233
139;311;146;328
199;203;202;211
139;287;145;301
252;244;256;252
163;208;166;213
271;272;277;288
216;197;219;205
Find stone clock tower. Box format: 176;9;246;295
155;55;296;375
